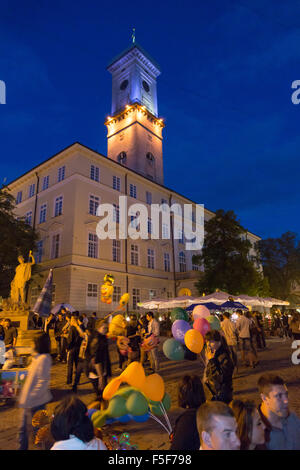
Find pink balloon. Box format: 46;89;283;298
193;318;211;336
193;305;210;320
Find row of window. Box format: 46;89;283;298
16;167;65;204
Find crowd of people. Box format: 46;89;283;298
1;307;300;450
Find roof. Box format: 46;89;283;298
107;42;161;72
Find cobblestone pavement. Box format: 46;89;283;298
0;337;299;450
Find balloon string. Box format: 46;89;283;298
159;403;172;433
199;351;206;367
149;413;170;435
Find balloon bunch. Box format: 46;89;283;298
163;306;221;361
89;362;172;436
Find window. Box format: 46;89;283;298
179;252;186;272
112;240;121;263
162;223;170;239
146;191;152;205
146;152;155;166
39;203;47;224
89;195;100;215
130;244;139;266
117;152;127;164
192;263;200;271
113;286;121;303
164;253;170;272
147;218;152;235
35;240;43;263
42;176;49;191
161;198;168;211
130;215;139;229
58;166;65;182
87;283;98;308
54;196;63;217
149;289;156;300
132;288;141;310
177;230;184;244
113;204;120;223
51;234;60;259
130;184;137;199
90;165;100;182
88;233;98;258
16;191;22;204
28;183;35;198
25;211;32;226
30;287;39;308
113;176;121;191
147;248;155;269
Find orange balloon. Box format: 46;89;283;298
141;373;165;402
184;329;204;354
102;377;122;401
120;361;146;389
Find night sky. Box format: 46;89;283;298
1;0;300;240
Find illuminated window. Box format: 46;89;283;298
90;165;100;182
179;252;186;272
130;184;137;199
147;248;155;269
164;253;170;272
42;176;49;191
113;176;121;191
132;288;141;310
89;195;100;215
39;204;47;224
54;196;63;217
88;233;98;258
16;191;22;204
58;166;65;182
112;240;121;263
131;245;139;266
25;211;32;226
28;183;35;198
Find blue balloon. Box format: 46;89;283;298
87;408;98;419
106;418;115;425
118;414;131;423
172;320;191;344
132;413;149;423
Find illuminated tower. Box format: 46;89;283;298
105;42;164;184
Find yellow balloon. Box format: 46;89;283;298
120;293;130;306
141;373;165;402
184;329;204;354
102;377;122;401
120;361;146;389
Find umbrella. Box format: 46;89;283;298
186;302;220;312
189;291;236;305
219;301;248;310
160;296;196;308
262;297;290;307
138;298;168;309
33;269;53;318
235;295;269;307
51;303;75;315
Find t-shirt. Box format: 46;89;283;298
51;436;107;450
4;326;18;347
236;316;251;339
258;405;300;450
221;319;237;346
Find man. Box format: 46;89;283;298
253;311;266;349
90;320;112;401
126;314;141;363
54;312;67;362
235;310;257;368
72;325;94;394
65;315;81;385
3;319;18;370
204;330;234;404
221;312;238;374
44;313;55;335
89;312;97;331
145;312;160;372
196;401;240;450
258;374;300;450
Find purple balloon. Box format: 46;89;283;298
172;319;191;344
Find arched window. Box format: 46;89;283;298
179;252;186;272
146;152;155;166
118;151;127;164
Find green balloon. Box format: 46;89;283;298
107;395;127;418
170;308;188;323
126;391;149;416
163;338;185;361
115;386;136;399
206;315;221;331
162;392;171;411
149;393;172;416
92;411;107;428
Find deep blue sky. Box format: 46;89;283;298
1;0;300;239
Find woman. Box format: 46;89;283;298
50;396;107;450
18;332;52;450
170;375;206;450
230;399;266;450
289;311;300;340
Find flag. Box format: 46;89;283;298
33;269;53;317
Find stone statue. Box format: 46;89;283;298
10;251;35;305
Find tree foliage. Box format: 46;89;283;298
0;186;38;298
193;209;270;296
257;232;300;302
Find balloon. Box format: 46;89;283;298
193;318;211;336
132;413;149;423
103;377;122;401
120;293;130;307
162;392;171;412
126;391;149;416
107;395;127;418
108;314;127;337
114;386;136;399
87;401;101;410
184;329;204;354
170;308;189;323
163;338;185;361
141;373;165;402
101;274;115;304
118;414;131;423
120;361;146;389
87;408;98;419
172;320;191;344
92;411;107;428
149;393;171;416
192;305;210;320
206;315;221;331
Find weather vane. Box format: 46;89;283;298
132;28;136;44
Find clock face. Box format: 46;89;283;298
120;79;129;91
142;80;150;93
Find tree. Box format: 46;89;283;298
257;232;300;302
0;185;38;299
193;209;270;296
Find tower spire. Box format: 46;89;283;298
132;27;136;44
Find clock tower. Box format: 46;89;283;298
105;42;165;184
